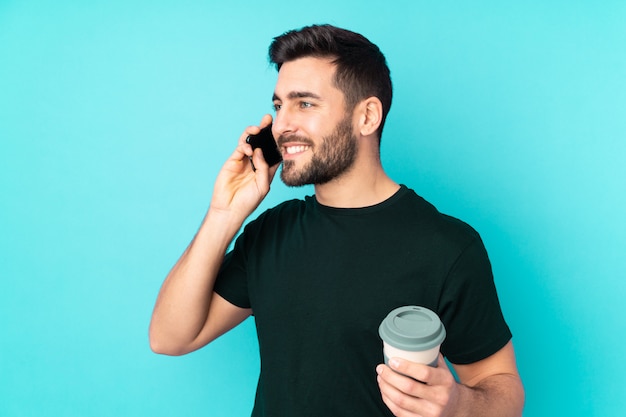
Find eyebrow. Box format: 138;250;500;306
272;91;322;102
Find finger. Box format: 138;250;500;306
239;114;274;145
228;142;254;166
388;358;435;386
377;363;426;399
250;147;268;172
389;356;452;383
387;357;457;413
268;158;280;178
377;371;425;416
259;113;273;129
431;354;450;384
380;391;405;417
400;354;454;388
251;147;280;191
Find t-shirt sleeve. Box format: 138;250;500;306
214;233;251;309
438;237;512;365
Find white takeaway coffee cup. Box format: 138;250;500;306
378;306;446;367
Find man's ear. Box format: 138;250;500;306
356;97;383;137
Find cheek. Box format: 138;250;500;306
302;114;341;139
300;118;322;138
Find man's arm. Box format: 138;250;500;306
149;116;278;356
148;208;251;356
376;341;524;417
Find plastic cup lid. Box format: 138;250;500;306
378;306;446;351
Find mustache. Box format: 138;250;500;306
277;134;315;148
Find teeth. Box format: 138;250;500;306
285;145;310;155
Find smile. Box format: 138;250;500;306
284;145;311;155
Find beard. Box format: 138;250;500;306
279;116;358;187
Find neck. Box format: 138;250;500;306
313;157;399;208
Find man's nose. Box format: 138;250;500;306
272;108;296;140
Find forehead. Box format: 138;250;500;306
274;56;343;100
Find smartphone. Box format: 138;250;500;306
246;125;282;166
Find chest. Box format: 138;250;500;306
246;214;448;341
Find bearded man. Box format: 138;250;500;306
150;24;524;417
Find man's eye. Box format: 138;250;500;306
273;103;282;111
300;102;312;108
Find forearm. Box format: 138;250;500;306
149;208;244;354
454;373;525;417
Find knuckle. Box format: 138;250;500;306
399;378;420;395
420;366;434;380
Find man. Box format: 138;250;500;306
150;24;524;416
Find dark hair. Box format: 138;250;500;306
269;24;393;141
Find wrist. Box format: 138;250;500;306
203;207;245;240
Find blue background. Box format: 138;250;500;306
1;1;625;416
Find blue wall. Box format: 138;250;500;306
1;1;625;416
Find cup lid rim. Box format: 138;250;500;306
378;306;446;351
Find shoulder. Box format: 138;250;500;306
257;197;309;220
399;186;482;246
242;197;310;233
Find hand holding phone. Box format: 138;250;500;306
246;125;282;167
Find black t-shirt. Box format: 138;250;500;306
215;185;511;416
